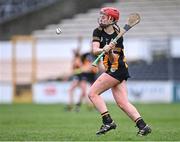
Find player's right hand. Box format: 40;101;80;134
103;42;115;53
103;45;112;53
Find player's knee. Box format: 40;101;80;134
88;91;93;101
88;90;97;101
82;92;86;97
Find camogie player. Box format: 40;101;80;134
88;7;152;136
75;52;98;112
66;48;85;111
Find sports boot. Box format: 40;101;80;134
96;121;117;135
137;125;152;136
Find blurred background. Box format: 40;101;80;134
0;0;180;104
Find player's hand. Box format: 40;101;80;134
103;43;115;53
103;45;111;53
109;42;116;48
103;42;116;53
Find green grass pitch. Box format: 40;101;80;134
0;103;180;141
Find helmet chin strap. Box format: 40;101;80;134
98;16;116;28
99;21;116;28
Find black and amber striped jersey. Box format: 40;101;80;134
92;26;124;50
92;26;128;72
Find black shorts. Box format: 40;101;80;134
71;73;82;81
81;72;96;84
105;63;130;82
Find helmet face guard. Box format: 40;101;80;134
98;13;114;27
98;7;120;27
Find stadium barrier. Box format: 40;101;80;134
173;83;180;102
0;83;13;104
1;81;180;104
32;81;173;104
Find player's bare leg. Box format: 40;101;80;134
76;81;94;111
112;80;151;136
75;80;87;112
88;73;119;135
85;88;94;111
66;80;79;111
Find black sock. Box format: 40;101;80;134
76;102;81;107
101;111;113;124
135;117;146;130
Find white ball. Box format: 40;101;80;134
56;27;62;35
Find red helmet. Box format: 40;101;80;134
100;7;120;22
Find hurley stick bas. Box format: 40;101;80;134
92;13;141;67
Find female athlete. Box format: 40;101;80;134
88;7;151;136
